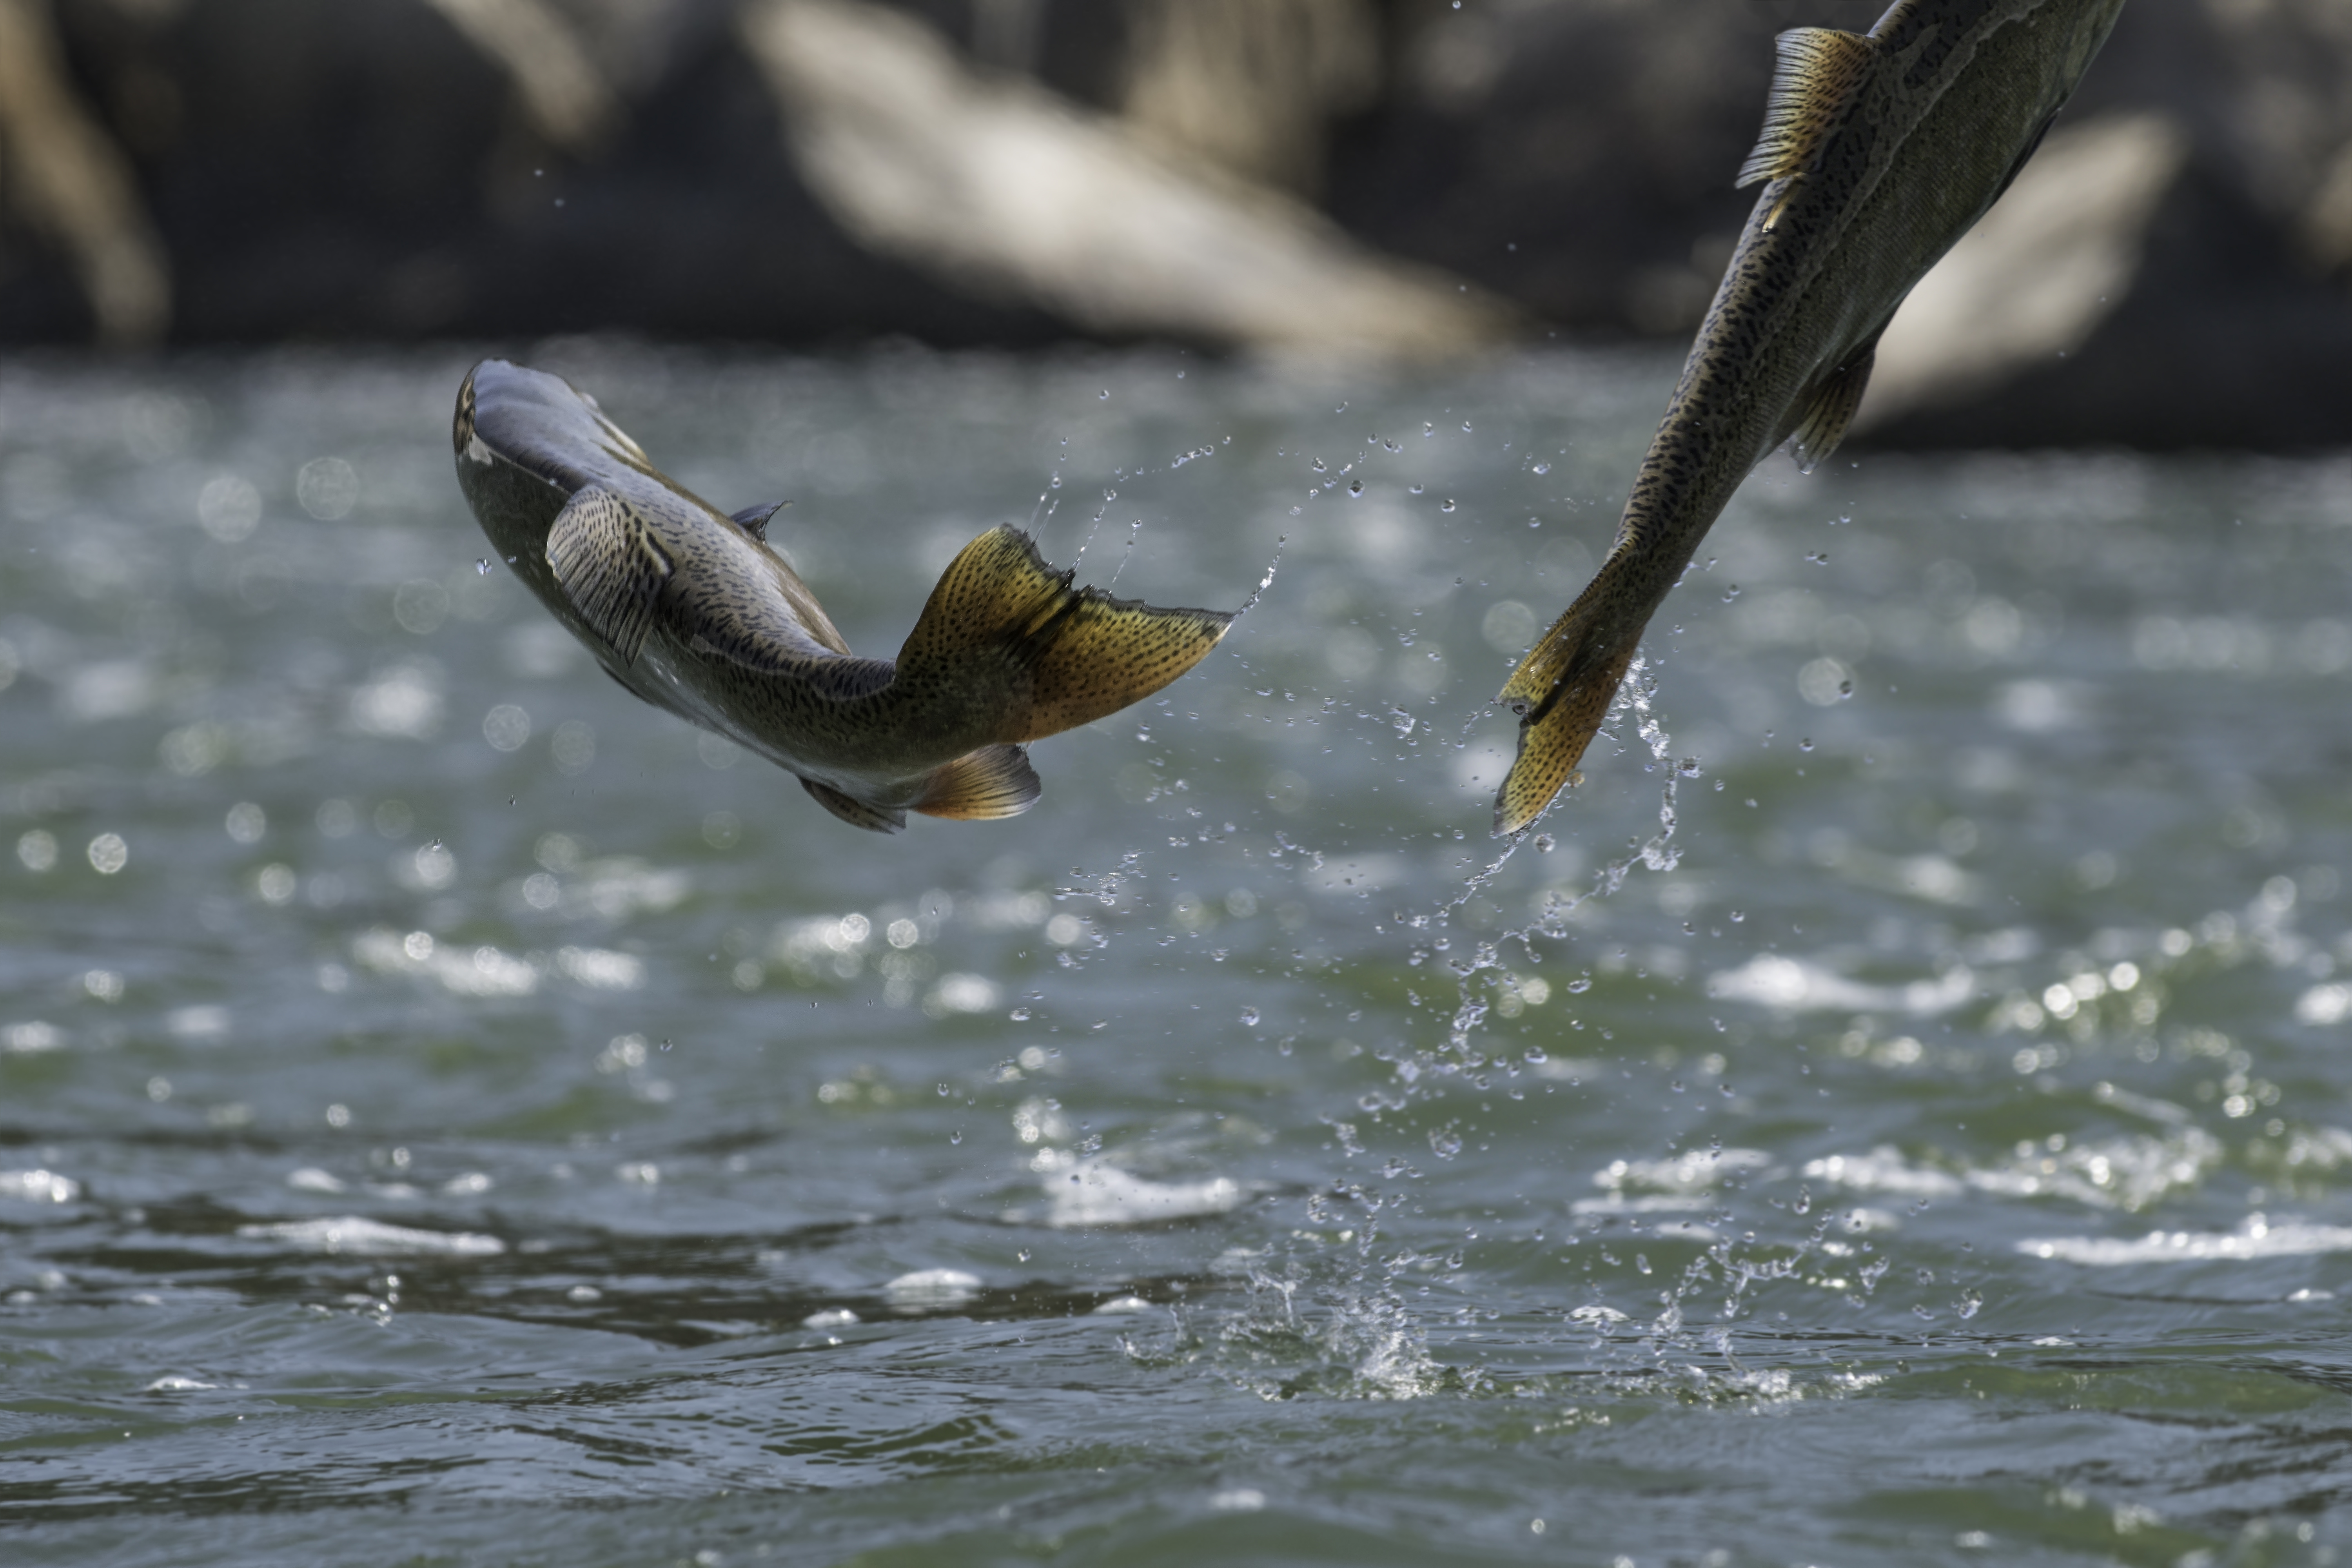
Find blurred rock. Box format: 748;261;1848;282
1862;114;2191;435
738;0;1510;356
417;0;618;152
1861;109;2352;449
1118;0;1379;196
0;0;2345;448
0;0;169;345
1327;0;2352;449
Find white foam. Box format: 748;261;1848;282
1804;1147;1965;1198
884;1268;981;1308
1045;1161;1244;1228
237;1216;505;1256
2019;1215;2352;1265
0;1169;79;1203
1708;954;1975;1014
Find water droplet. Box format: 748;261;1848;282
1409;483;1423;494
1240;1005;1259;1025
1838;681;1854;700
1017;1248;1032;1262
1729;910;1744;922
1722;584;1741;602
1462;421;1473;432
1009;1006;1030;1021
1441;499;1456;513
475;559;492;575
1798;737;1814;752
950;1131;962;1144
1348;480;1363;497
1532;462;1551;475
1533;833;1555;853
1098;388;1109;400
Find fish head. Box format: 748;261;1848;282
457;359;654;489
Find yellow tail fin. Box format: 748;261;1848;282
1492;585;1639;837
897;526;1233;743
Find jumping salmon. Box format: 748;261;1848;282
1492;0;2128;835
453;359;1234;832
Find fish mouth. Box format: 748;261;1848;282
452;366;477;459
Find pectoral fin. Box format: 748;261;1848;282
545;486;672;664
1786;340;1877;474
913;744;1042;820
1735;27;1875;189
800;776;906;833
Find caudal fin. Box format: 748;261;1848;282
1492;582;1640;838
897;526;1233;742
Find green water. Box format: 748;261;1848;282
4;341;2351;1566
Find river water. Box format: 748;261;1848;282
4;342;2350;1566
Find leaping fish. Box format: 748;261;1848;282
452;359;1234;832
1491;0;2128;836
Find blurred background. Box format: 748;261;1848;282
2;0;2348;449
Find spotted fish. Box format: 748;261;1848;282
453;359;1234;832
1491;0;2127;835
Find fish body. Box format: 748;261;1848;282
1492;0;2127;835
454;359;1233;831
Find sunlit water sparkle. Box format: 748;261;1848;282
4;343;2352;1566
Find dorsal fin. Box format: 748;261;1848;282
800;776;906;833
728;500;789;543
1735;27;1876;190
912;744;1042;821
544;486;673;664
1785;337;1879;474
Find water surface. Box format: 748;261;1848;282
4;343;2352;1566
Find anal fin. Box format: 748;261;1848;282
545;486;672;664
800;776;906;833
1735;27;1875;189
913;744;1042;821
1786;338;1878;473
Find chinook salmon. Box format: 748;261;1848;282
1492;0;2128;835
453;359;1234;832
